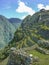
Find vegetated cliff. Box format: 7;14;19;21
9;9;49;49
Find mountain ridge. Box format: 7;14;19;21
0;15;21;48
9;9;49;49
0;9;49;61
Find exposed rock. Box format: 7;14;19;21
38;40;49;49
7;48;33;65
36;47;49;54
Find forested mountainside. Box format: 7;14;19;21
0;15;21;48
9;9;49;49
0;9;49;61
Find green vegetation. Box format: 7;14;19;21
0;50;49;65
10;10;49;49
40;25;49;30
0;15;21;48
0;57;9;65
0;9;49;65
27;50;49;65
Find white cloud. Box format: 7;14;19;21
45;5;49;10
38;4;49;10
38;4;45;9
16;1;35;15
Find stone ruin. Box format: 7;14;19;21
7;48;33;65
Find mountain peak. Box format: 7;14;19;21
9;9;49;49
40;9;46;12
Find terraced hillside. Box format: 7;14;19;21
0;9;49;61
9;9;49;49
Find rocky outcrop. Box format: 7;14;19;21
7;48;33;65
36;47;49;54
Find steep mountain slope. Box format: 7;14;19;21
0;15;16;48
0;15;21;48
8;18;22;28
9;9;49;49
0;9;49;61
0;9;49;65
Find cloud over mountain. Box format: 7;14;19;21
38;4;49;10
16;1;35;15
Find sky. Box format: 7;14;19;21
0;0;49;19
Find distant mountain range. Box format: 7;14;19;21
0;15;22;48
8;18;22;28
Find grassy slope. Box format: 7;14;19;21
0;49;49;65
27;50;49;65
0;57;9;65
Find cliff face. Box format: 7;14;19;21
7;48;33;65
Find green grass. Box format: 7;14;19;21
0;57;9;65
27;50;49;65
0;50;49;65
